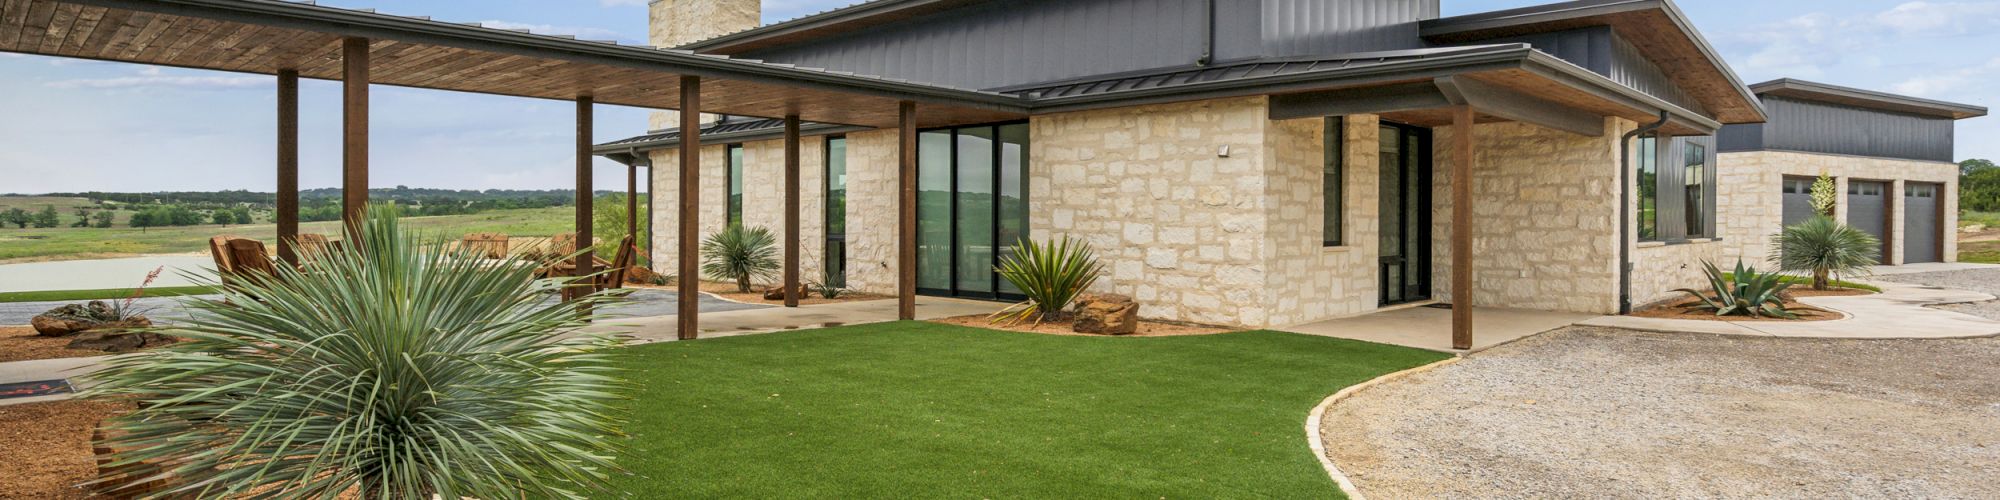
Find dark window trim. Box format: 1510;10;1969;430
1324;116;1346;247
823;135;848;287
915;120;1031;302
1683;142;1708;238
1636;135;1660;241
725;143;744;228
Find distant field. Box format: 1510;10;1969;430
0;196;132;227
0;206;577;263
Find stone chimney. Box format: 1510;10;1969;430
650;0;761;131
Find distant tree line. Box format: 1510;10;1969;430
1961;159;2000;212
3;187;622;230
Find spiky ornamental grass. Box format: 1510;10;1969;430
1771;215;1880;290
700;224;779;293
83;210;631;499
992;237;1104;325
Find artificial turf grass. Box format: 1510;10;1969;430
606;321;1449;498
0;285;216;303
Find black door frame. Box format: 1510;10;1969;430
1379;121;1435;306
915;121;1030;302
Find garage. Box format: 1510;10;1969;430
1905;182;1943;263
1846;181;1890;264
1780;177;1817;227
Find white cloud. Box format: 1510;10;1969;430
44;67;264;90
478;20;625;41
1890;57;2000;98
1875;2;2000;35
1726;1;2000;78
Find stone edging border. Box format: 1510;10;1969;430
1305;357;1463;500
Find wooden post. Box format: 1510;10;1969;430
1451;105;1475;350
340;38;368;235
783;115;802;307
897;101;917;320
677;76;702;340
276;69;299;266
626;163;638;252
573;95;594;304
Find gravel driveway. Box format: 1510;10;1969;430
1320;326;2000;499
1872;268;2000;320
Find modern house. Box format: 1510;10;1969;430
595;0;1983;339
1716;79;1985;268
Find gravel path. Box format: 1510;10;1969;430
1320;326;2000;499
1872;268;2000;320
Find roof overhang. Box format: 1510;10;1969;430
677;0;990;56
1750;79;1988;120
593;118;873;164
1;0;1028;128
1419;0;1765;125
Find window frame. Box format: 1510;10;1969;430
914;121;1031;301
1683;142;1708;238
823;135;847;288
725;143;744;228
1636;135;1659;241
1323;116;1346;247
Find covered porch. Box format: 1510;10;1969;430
0;0;1028;338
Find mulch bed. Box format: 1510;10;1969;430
0;400;131;499
0;326;178;363
631;281;891;306
1633;288;1873;323
929;314;1235;337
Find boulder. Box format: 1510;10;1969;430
763;284;810;301
66;329;171;353
1073;294;1139;335
32;301;148;337
627;265;661;285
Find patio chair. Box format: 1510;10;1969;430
293;233;335;262
207;235;278;284
460;232;509;259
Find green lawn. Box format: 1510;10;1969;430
0;207;576;263
607;322;1447;498
0;286;218;303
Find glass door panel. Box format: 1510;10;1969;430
917;131;955;292
1379;123;1432;306
956;128;997;296
997;124;1030;297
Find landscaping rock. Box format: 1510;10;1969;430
65;329;170;353
1073;294;1139;335
30;301;149;337
628;265;661;284
762;284;809;301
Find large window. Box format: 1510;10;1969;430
1323;117;1345;247
824;136;847;287
726;144;744;227
1683;143;1707;238
917;122;1030;299
1636;136;1658;240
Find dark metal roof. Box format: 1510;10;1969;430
1748;79;1987;120
996;47;1511;100
678;0;992;54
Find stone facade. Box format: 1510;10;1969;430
1431;119;1626;315
647;134;841;290
1715;150;1959;266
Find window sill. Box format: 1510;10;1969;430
1322;245;1356;254
1638;238;1722;248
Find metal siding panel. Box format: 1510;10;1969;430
1761;97;1955;162
1717;123;1764;152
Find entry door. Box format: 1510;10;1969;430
1846;181;1889;264
1905;183;1942;263
1379;123;1433;306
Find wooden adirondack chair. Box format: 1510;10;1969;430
596;234;637;291
460;232;509;259
295;233;333;261
208;235;277;285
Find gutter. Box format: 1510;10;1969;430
1619;111;1670;315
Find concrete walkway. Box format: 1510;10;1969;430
590;296;1006;342
0;255;214;292
1580;280;2000;339
1278;305;1598;353
1867;261;2000;276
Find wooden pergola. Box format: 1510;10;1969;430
1;0;1027;338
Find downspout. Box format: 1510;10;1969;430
1619;111;1670;314
1196;0;1215;66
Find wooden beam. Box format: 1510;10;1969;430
1436;76;1604;137
897;101;917;320
678;76;701;340
573;95;593;305
340;37;368;235
1451;105;1475;351
276;68;298;266
783;115;801;308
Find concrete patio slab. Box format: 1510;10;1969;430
1867;262;2000;276
590;296;1007;343
1277;305;1598;353
0;255;214;293
1580;280;2000;339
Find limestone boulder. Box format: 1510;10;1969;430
66;329;172;353
763;284;810;301
31;301;149;337
1073;294;1139;335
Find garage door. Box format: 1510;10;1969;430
1846;181;1889;264
1781;177;1816;227
1905;182;1942;264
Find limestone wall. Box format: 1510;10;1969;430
647;0;760;130
840;128;904;295
1431;120;1625;314
1716;150;1959;266
1263;115;1382;326
645;135;838;289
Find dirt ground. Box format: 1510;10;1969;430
0;400;129;499
928;314;1233;337
628;281;890;307
0;327;127;363
1631;287;1870;322
1321;326;2000;499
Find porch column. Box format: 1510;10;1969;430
677;76;702;340
1451;105;1475;350
783;115;802;307
574;95;594;303
627;162;638;255
341;37;368;234
897;101;917;320
276;69;299;266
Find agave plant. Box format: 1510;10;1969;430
992;237;1104;325
807;266;846;299
1770;215;1879;290
1676;259;1796;319
83;210;629;499
700;224;780;293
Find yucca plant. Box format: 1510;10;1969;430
991;237;1104;325
1676;259;1796;319
83;209;629;499
701;224;780;293
1771;215;1879;290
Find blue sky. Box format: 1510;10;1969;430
1;0;1994;194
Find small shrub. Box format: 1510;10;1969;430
1676;259;1795;319
808;267;845;299
701;224;779;293
1770;215;1879;290
992;237;1104;325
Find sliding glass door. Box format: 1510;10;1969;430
917;122;1029;300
